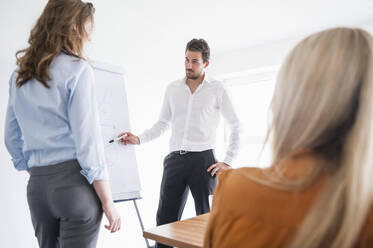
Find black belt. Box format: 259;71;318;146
172;150;189;155
172;149;213;155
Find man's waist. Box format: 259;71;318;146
171;149;213;155
169;142;215;152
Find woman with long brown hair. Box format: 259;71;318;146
204;27;373;247
4;0;120;247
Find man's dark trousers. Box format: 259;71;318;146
155;149;217;248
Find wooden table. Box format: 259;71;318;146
143;213;210;248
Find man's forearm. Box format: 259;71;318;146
138;120;170;144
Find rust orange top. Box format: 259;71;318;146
204;152;373;248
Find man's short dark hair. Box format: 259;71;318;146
185;38;210;63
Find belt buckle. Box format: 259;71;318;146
179;150;188;155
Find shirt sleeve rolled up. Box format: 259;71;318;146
4;72;29;171
220;86;242;166
67;63;108;184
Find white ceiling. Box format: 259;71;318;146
2;0;372;58
138;0;373;53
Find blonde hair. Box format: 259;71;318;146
267;28;373;247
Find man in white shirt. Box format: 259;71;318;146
119;39;240;248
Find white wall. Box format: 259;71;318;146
1;0;373;247
0;1;46;248
211;20;373;76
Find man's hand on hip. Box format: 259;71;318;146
207;162;231;176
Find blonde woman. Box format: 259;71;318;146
4;0;120;247
204;27;373;248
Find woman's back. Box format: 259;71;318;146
6;51;107;184
8;53;91;167
9;53;100;170
204;152;373;247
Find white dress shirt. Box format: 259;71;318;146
139;75;241;165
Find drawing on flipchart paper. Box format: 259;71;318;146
97;86;123;168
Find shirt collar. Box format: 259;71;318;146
182;73;210;85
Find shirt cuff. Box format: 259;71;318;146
12;157;28;171
138;133;149;144
223;156;234;167
80;166;109;184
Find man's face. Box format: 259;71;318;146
185;50;209;80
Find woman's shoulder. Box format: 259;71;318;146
52;53;92;75
215;167;273;204
208;167;299;247
218;167;270;191
218;152;325;198
214;156;326;222
223;166;263;177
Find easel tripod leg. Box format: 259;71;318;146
133;199;152;248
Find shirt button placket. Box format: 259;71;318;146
181;94;193;150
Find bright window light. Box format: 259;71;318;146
216;66;279;168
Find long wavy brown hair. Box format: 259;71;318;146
16;0;95;88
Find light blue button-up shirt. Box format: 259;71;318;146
4;52;108;183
